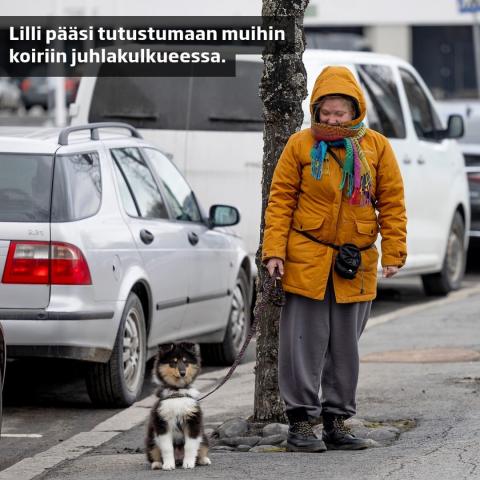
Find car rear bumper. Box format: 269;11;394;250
1;308;121;362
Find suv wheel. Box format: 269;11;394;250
201;269;250;365
85;292;146;407
422;212;466;296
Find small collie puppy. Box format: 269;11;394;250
145;342;211;471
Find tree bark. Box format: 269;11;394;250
253;0;309;422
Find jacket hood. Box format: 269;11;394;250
310;66;367;127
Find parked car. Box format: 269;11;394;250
20;76;79;110
71;48;470;296
0;71;22;112
0;322;5;435
0;122;252;407
436;104;480;248
459;143;480;247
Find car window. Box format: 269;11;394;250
51;152;101;222
88;76;189;130
400;68;443;141
0;154;53;222
189;61;264;132
143;148;202;222
463;153;480;168
112;160;140;217
88;62;263;132
111;147;168;219
357;64;406;139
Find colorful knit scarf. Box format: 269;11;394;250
310;122;373;205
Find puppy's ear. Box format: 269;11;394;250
157;343;175;356
179;342;197;355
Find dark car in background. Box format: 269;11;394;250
436;102;480;249
460;143;480;246
20;76;79;111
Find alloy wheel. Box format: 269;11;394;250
123;307;142;392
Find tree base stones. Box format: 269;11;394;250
208;417;416;453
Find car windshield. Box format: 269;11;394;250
0;154;54;222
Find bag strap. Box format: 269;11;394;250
294;229;339;250
293;229;373;252
327;146;344;170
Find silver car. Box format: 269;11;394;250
0;123;252;407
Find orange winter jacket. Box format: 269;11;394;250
262;66;407;303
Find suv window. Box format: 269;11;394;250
51;152;101;222
357;64;406;139
88;61;264;132
143;148;202;222
111;147;168;219
189;61;263;131
400;68;443;141
0;154;53;222
89;76;189;129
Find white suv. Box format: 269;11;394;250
72;49;471;296
0;123;252;407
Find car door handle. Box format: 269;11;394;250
403;157;412;165
188;232;199;246
140;229;154;245
417;157;426;165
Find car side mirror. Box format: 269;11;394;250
208;205;240;228
445;114;464;139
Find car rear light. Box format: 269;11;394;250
2;241;92;285
468;173;480;183
50;242;91;285
2;241;49;284
20;78;31;92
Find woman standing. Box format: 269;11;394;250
262;66;407;453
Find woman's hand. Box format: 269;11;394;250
266;258;284;277
383;266;399;278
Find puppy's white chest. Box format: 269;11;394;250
158;397;197;422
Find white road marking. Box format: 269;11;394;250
1;434;43;438
367;283;480;330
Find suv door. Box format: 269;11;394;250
354;64;421;267
110;146;190;345
0;153;53;308
399;67;454;266
143;147;233;338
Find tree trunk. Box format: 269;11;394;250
253;0;309;422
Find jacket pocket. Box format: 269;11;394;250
292;217;325;232
355;220;378;236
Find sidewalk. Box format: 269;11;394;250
3;289;480;480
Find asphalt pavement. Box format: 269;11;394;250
2;282;479;480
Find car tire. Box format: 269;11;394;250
422;212;466;296
85;292;146;407
201;269;250;366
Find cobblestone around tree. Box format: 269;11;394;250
209;418;416;453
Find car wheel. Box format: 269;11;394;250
201;269;250;366
422;212;466;296
85;292;146;407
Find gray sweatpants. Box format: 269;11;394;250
278;279;371;421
